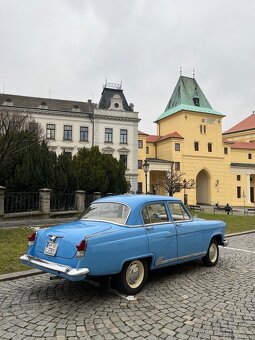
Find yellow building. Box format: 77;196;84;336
138;76;255;207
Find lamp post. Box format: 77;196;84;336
183;179;187;205
143;159;149;194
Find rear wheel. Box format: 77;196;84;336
118;259;148;295
202;239;219;266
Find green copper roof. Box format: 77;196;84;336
155;76;224;122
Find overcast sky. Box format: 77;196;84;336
1;0;255;134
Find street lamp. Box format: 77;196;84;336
143;159;149;194
183;179;187;205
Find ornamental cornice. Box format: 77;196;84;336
0;105;91;119
94;114;140;123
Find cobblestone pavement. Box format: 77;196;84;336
0;233;254;340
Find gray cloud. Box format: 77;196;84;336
0;0;254;134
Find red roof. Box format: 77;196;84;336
138;130;148;136
223;113;255;134
147;131;183;143
230;142;255;150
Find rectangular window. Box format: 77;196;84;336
142;203;169;224
80;126;88;141
175;143;180;151
46;124;55;139
120;129;128;144
208;143;212;152
175;162;180;171
194;141;199;151
224;147;228;155
105;128;113;143
64;125;72;140
138;140;143;148
138;160;143;169
119;154;127;168
248;153;252;159
169;202;191;221
237;175;241;181
237;186;241;198
200;125;206;134
146;146;149;154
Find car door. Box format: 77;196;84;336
142;202;177;267
168;202;203;260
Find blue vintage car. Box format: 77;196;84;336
20;195;228;294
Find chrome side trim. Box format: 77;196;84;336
177;252;207;260
155;251;207;266
20;254;89;277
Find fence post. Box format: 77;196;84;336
0;186;6;217
75;190;86;212
93;192;102;201
39;188;51;216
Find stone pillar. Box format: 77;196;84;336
39;188;51;216
0;186;6;217
93;192;102;201
75;190;86;212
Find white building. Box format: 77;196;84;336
0;82;139;192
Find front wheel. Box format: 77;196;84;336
118;259;148;295
202;239;219;266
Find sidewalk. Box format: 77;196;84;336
0;216;76;229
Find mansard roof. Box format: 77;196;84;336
155;76;223;122
0;93;96;113
223;113;255;134
98;83;133;111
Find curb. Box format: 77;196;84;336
0;269;43;282
1;230;254;283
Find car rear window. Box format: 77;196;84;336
81;202;130;224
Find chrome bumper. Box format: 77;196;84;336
20;254;89;279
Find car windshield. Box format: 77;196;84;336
81;202;130;224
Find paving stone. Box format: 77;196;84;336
0;233;254;339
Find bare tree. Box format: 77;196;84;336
158;162;195;196
0;110;43;169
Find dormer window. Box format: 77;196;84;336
4;98;13;106
72;104;81;112
39;101;48;109
193;96;200;106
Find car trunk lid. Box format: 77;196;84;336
36;220;112;259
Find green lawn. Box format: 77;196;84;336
0;214;254;275
193;212;255;234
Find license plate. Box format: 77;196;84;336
44;241;58;256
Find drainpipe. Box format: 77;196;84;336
89;113;95;147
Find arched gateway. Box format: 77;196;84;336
196;170;210;204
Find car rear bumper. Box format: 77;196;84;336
20;254;89;281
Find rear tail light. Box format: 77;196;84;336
28;232;36;246
76;239;87;258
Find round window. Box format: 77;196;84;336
114;103;119;108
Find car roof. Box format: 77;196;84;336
94;194;181;210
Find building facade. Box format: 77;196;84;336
138;76;255;207
0;82;139;193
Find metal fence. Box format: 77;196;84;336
50;193;76;211
4;192;40;213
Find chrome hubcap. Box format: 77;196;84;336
126;261;144;289
209;243;218;262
